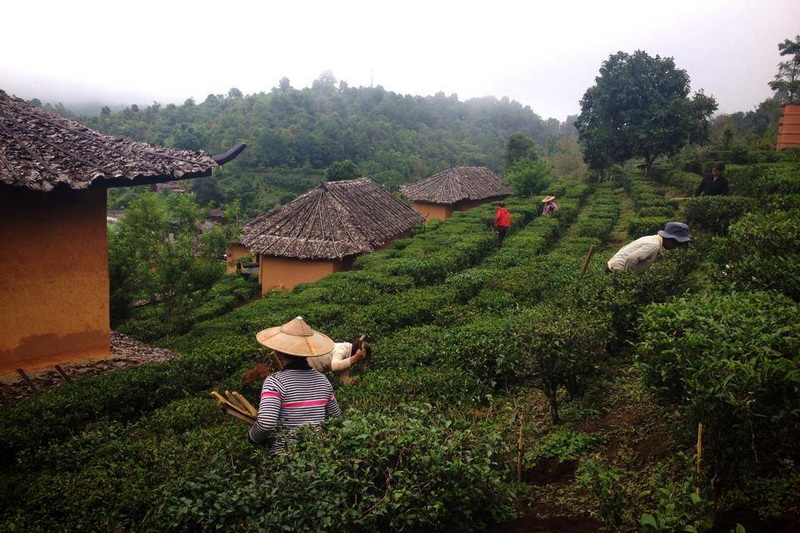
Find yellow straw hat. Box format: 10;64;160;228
541;195;556;203
256;316;335;357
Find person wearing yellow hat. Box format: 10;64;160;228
541;195;559;216
248;316;343;453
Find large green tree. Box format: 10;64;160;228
575;50;718;176
768;35;800;104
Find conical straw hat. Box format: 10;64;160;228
541;195;556;203
256;316;335;357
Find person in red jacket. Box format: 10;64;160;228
494;203;511;247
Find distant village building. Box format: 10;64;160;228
777;104;800;150
0;89;245;376
230;177;424;293
400;166;512;222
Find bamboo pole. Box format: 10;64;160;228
695;422;703;495
581;244;596;276
517;412;525;482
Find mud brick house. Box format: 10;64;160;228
0;89;245;375
229;177;424;293
400;166;512;222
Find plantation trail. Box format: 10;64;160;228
484;191;638;533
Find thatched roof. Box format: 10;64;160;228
240;177;425;260
400;166;512;204
0;89;246;192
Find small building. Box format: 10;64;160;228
777;104;800;150
231;177;424;293
400;166;512;222
0;89;245;376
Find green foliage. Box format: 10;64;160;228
636;291;800;479
109;192;228;335
719;210;800;299
768;35;800;104
628;217;671;239
682;196;754;236
577;460;634;530
504;157;552;197
325;159;361;181
81;84;573;216
639;483;714;533
575;50;718;175
159;405;517;532
529;429;606;462
504;132;539;167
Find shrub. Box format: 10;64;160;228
720;210;800;300
682;196;754;236
628;217;670;239
635;291;800;480
158;405;517;532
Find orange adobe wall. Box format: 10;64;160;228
0;187;111;376
225;243;252;274
411;201;454;222
777;104;800;150
258;256;349;293
412;199;503;223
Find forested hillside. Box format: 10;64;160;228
66;76;579;216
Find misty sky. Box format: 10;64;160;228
1;0;798;121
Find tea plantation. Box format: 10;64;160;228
1;159;799;532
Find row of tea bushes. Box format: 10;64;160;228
0;179;608;532
715;209;800;301
2;401;518;533
636;290;800;480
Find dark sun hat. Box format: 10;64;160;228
256;316;335;357
658;222;691;243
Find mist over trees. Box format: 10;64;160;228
50;74;574;216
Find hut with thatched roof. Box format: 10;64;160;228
400;166;512;222
231;177;424;293
0;89;245;376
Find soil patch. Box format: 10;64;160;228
523;457;579;485
0;331;178;406
490;504;601;533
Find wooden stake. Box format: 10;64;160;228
517;412;525;482
54;365;73;383
581;244;596;276
16;369;38;393
696;422;703;473
695;422;703;495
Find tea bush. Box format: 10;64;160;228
636;290;800;479
682;196;754;236
158;405;517;532
721;210;800;300
628;217;671;239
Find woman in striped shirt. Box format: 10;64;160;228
248;316;342;454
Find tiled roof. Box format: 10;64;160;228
240;178;425;260
400;166;512;204
0;89;245;192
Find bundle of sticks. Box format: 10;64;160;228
211;390;258;425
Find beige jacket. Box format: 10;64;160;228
606;235;663;273
307;342;355;373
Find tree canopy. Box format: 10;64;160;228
768;35;800;104
575;50;718;176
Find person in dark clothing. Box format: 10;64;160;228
694;162;729;196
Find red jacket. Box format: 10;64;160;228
494;207;511;228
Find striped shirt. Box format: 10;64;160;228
248;360;341;454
